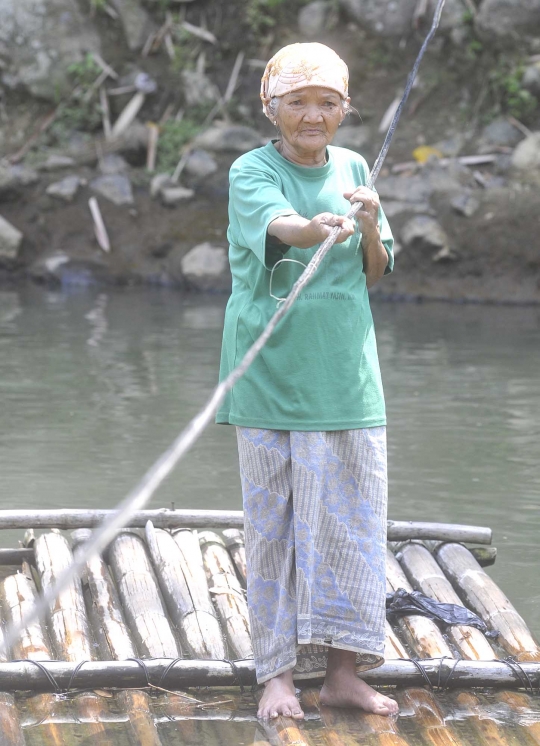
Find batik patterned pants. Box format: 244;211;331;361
236;427;388;684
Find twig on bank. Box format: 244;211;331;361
507;115;532;138
224;51;245;104
91;54;119;81
181;21;217;44
146;123;159;172
171;146;192;184
8;108;59;163
88;197;111;252
100;87;112;140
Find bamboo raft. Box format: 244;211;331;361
0;510;538;745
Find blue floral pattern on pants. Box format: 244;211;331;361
236;427;388;683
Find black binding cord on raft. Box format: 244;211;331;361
0;1;448;662
499;657;539;695
11;658;62;694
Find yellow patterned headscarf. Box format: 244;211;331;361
260;43;349;118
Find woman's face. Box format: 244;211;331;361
274;86;348;157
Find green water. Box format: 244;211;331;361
0;285;539;640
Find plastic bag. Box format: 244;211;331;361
386;588;498;639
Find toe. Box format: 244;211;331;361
283;708;292;717
292;709;305;720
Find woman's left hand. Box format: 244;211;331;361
343;186;380;244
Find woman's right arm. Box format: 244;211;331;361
268;213;355;250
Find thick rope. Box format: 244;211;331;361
0;0;446;658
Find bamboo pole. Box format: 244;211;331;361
399;543;540;746
70;530;163;746
397;543;496;660
398;688;460;746
453;691;514;746
435;542;540;661
496;690;540;745
222;529;247;587
385;553;465;746
34;533;93;662
385;621;408;660
0;548;34;565
107;531;181;659
145;522;225;659
386;549;454;659
0;611;26;745
34;536;117;743
0;658;537;692
0;567;74;746
0;511;492;543
199;531;253;660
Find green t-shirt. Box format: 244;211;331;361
216;141;394;431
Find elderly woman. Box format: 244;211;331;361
216;42;398;719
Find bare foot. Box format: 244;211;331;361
257;670;304;720
320;648;399;716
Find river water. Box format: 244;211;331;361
1;285;539;640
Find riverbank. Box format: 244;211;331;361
1;0;539;303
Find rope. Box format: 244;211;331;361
0;0;446;658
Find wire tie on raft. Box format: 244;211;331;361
158;656;186;688
499;657;538;694
438;657;460;692
12;658;62;694
400;657;434;690
66;659;90;693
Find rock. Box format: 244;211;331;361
194;124;262;153
511;132;540;171
476;0;540;44
39;154;77;171
29;252;108;285
401;215;450;253
46;175;82;202
376;175;432;203
182;70;219;106
90;174;134;205
433;245;459;262
185;149;219;178
425;162;463;195
0;215;23;259
0;0;101;100
298;0;332;36
110;0;155;51
478;118;523;153
433;133;469;158
0;163;39;198
382;201;435;218
339;0;417;36
179;242;230;291
99;154;129;175
150;173;173;198
522;61;540;94
332;125;371;151
439;0;470;42
451;192;480;217
160;186;195;206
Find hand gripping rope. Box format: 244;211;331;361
0;0;446;657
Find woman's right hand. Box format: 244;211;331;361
308;212;356;245
269;212;355;249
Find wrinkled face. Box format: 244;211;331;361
274;86;348;156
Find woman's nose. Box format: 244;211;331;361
302;105;324;122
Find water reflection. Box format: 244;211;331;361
0;286;539;639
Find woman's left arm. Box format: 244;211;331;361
343;186;390;289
